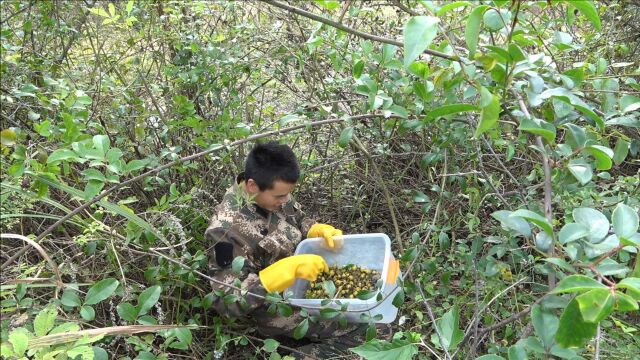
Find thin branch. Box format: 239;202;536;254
416;279;452;360
261;0;457;61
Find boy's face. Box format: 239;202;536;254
245;179;295;211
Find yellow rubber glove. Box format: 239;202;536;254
258;254;328;293
307;223;343;249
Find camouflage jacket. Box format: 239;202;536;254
205;175;327;337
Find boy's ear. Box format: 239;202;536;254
245;179;260;194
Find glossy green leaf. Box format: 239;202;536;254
292;318;309;340
540;88;604;129
551;275;607;294
263;338;280;352
483;8;511;31
531;304;558;349
314;0;340;10
34;306;57;337
47;149;77;163
85;278;119;305
555;298;597;347
232;256;245;274
576;288;613;323
80;305;96;321
116;302;138;322
586;145;613;170
475;93;500;137
510;209;553;236
492;210;532;238
620;95;640;113
567;159;593;185
8;328;29;356
564;123;587;149
573;207;609;243
137;285;161;316
508;344;527;360
425;104;478;121
351;338;418;360
612;203;639;239
558;223;589;244
519;117;556;143
465;5;489;55
353;60;364;79
612;138;629;165
436;1;472;16
564;0;601;30
338;127;354;148
614;291;639;311
403;16;439;67
434;306;463;350
535;232;552;252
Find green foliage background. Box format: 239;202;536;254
0;0;639;359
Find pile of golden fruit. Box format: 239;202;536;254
305;264;379;299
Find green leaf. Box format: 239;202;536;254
137;285;161;316
620;95;640;113
314;0;340;10
508;344;527;360
93;346;109;360
425;104;478;121
412;190;430;203
174;328;192;346
67;345;94;359
551;275;607;294
564;0;601;30
510;209;553;236
612;138;629;165
34;306;57;337
567;159;593;185
519;117;556;143
615;277;640;294
540;88;604;129
476;355;505;360
338;127;354;148
61;289;82;307
576;288;614;323
465;5;489;55
80;305;96;321
483;8;511;31
543;258;576;273
47;149;77;163
564;123;587;149
492;210;532;238
49;322;80;335
0;128;17;146
475;93;500;137
555;298;598;347
436;1;471;16
319;308;340;319
93;135;110;156
612;203;639;239
606;115;640;128
8;328;29;356
403;16;439;67
586;145;613;170
614;291;639;311
85;278;119;305
573;208;610;243
392;288;405;307
263;338;280;352
434;306;463;350
353;60;364;79
117;302;138;321
292;318;309;340
531;304;558;349
89;7;110;17
351;338;418;360
232;256;245;274
559;223;589;244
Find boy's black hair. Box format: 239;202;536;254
245;141;300;190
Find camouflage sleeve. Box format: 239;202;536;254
205;226;267;317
